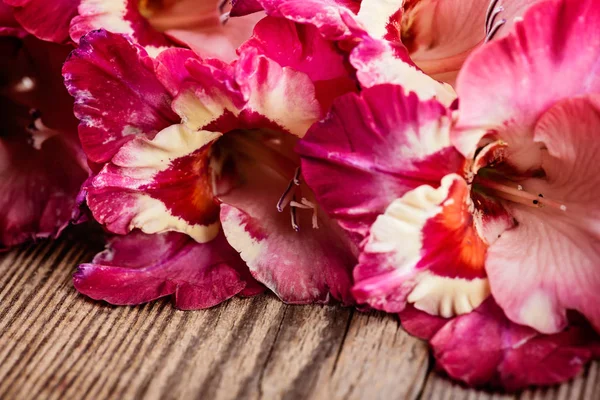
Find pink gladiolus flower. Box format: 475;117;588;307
297;0;600;386
0;23;88;249
63;25;356;306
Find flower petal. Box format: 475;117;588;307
353;174;494;316
166;11;263;62
297;84;463;241
235;49;322;136
486;97;600;334
1;35;88;248
238;16;357;111
0;131;88;249
0;2;26;37
154;47;199;97
69;0;170;50
74;230;261;309
453;0;600;156
86;124;221;242
237;0;361;40
348;31;456;105
63;30;178;164
5;0;79;43
230;0;264;16
400;299;600;390
179;45;322;136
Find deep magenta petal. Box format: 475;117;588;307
1;35;88;249
5;0;79;43
400;300;600;390
0;133;88;249
74;230;260;309
230;0;264;16
63;30;178;164
0;2;26;37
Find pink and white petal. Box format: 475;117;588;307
353;174;492;316
297;84;463;241
0;131;88;249
349;34;456;104
219;165;355;305
171;59;243;132
4;0;79;43
238;16;357;111
63;30;178;164
74;230;261;309
69;0;171;51
400;299;600;390
154;47;199;97
355;0;402;40
486;97;600;334
235;50;322;136
453;0;600;157
87;124;221;242
241;0;361;40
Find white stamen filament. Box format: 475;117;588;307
219;11;230;24
276;180;295;212
476;178;567;212
276;167;302;212
290;196;299;232
289;198;319;229
484;0;506;42
485;19;507;42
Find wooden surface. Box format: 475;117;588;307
1;238;599;400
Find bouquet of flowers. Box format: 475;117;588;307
2;0;599;390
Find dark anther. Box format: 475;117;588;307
538;194;544;197
533;199;539;205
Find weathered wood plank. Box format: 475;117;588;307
0;239;598;400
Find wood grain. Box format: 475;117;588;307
0;238;598;400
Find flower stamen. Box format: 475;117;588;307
475;178;567;211
290;195;299;232
290;198;319;229
276;167;301;212
219;0;230;24
485;0;506;42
